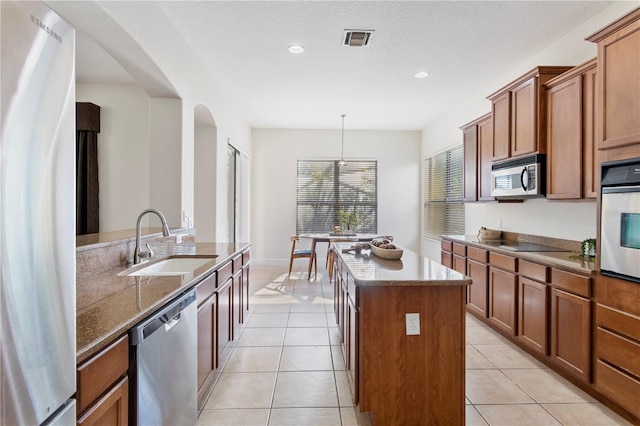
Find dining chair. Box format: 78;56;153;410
288;235;317;279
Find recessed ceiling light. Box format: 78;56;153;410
288;45;305;54
414;71;429;79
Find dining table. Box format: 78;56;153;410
298;233;387;279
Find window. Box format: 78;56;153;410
423;145;465;239
296;160;377;234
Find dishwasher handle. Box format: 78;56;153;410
130;289;196;345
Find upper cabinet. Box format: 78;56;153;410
461;113;494;203
544;58;598;200
487;66;573;162
587;7;640;152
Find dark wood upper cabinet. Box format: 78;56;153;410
587;7;640;151
487;66;573;162
545;58;598;200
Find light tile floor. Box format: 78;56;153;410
197;264;632;426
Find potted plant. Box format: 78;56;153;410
336;210;359;234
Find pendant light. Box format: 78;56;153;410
338;114;348;167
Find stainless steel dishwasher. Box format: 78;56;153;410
130;288;197;425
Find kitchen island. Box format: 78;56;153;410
332;243;471;426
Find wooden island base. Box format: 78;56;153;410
333;244;470;426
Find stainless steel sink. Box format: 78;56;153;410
121;256;217;276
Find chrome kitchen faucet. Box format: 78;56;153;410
134;208;171;264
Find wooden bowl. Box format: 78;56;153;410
370;244;403;260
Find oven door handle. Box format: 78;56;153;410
602;185;640;194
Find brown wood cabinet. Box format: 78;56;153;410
477;114;495;201
77;335;129;425
467;247;489;318
461;113;494;203
518;278;549;355
489;265;518;336
587;7;640;151
550;268;592;384
196;272;217;410
545;59;598;199
488;66;573;162
595;273;640;421
462;122;478;202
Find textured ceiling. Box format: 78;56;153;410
77;1;615;130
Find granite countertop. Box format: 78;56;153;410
76;242;250;364
335;243;471;286
441;235;595;275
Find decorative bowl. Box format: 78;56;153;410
370;244;403;260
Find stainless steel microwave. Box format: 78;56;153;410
600;157;640;284
491;154;545;198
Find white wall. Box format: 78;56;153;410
55;1;253;240
252;128;421;264
76;83;151;232
421;1;639;262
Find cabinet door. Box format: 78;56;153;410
489;267;518;335
478;114;495;201
441;250;453;269
511;77;538;157
551;288;591;383
197;298;215;409
341;279;349;361
583;66;598;198
346;295;359;404
463;125;478;202
546;74;583;199
518;277;549;355
453;255;466;275
596;17;640;150
217;279;232;361
492;91;511;161
232;270;243;338
467;259;489;317
77;377;128;426
242;265;250;314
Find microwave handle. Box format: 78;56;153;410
520;167;528;191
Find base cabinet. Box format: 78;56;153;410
489;266;518;335
77;335;129;426
550;288;591;382
467;259;489;317
518;277;549;354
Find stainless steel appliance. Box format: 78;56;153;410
491;154;546;198
130;289;198;425
600;157;640;284
1;1;76;425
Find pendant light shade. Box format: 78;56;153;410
338;114;347;166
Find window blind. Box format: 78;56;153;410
423;145;465;239
296;160;377;234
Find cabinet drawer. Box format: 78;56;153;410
77;334;129;414
217;261;233;285
196;272;216;306
551;268;591;298
467;246;488;263
597;304;640;342
453;243;467;256
597;328;640;378
232;254;242;271
596;360;640;419
242;250;251;265
441;240;453;252
489;252;517;272
519;260;548;282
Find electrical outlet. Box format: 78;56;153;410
497;218;503;229
405;313;420;335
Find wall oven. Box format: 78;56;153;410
600;157;640;284
491;154;545;198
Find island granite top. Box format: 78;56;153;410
335;243;471;286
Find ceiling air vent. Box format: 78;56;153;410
343;30;374;47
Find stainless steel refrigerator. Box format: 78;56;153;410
1;1;76;425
